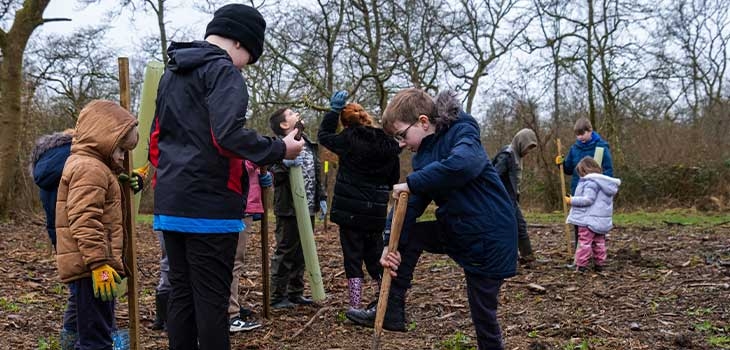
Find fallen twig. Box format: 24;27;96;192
687;283;730;289
288;306;333;340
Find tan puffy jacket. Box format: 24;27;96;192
56;100;137;283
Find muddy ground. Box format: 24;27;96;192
0;214;728;350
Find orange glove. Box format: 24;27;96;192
555;155;564;166
91;264;122;301
563;195;572;205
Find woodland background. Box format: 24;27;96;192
0;0;729;219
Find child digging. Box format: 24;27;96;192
346;88;517;350
55;100;139;349
318;91;401;311
565;156;621;272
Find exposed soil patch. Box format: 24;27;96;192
1;215;729;349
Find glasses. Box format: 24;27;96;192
393;120;419;142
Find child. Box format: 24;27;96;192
148;4;303;349
565;157;621;272
55;100;139;349
346;88;517;350
29;128;73;250
493;128;538;267
228;160;271;332
268;108;327;309
317;91;401;311
556;117;613;249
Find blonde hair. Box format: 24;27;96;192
381;88;435;134
576;156;602;177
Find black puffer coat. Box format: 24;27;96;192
318;110;401;231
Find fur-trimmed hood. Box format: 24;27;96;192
28;131;73;176
433;90;461;132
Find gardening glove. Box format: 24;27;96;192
283;155;304;168
563;195;572;205
118;172;144;194
319;200;328;220
91;264;122;301
330;90;348;113
554;155;564;166
258;171;273;188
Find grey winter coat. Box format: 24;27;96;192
566;173;621;234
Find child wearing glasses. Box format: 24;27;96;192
318;91;401;312
268;108;327;309
345;88;517;350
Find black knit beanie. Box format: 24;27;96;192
205;4;266;64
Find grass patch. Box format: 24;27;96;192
524;209;730;227
438;331;475;350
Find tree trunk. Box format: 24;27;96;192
586;0;596;127
0;0;52;220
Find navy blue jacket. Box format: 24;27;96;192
30;132;72;247
387;111;517;279
563;131;613;194
150;41;286;219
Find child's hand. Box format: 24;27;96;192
330;90;348;113
91;264;122;301
563;195;572;205
282;156;303;168
258;171;273;188
118;171;144;194
282;129;305;159
392;183;410;199
555;155;564;166
380;247;401;277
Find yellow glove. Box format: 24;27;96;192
555;155;564;165
563;195;572;205
91;264;122;301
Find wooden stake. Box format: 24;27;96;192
259;166;271;319
118;57;140;350
556;139;572;260
372;192;409;350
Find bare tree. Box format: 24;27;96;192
443;0;532;113
0;0;68;219
25;26;120;121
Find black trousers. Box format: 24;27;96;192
339;226;383;280
67;277;116;350
391;221;505;350
270;215;312;301
163;231;238;350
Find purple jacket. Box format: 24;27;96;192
567;173;621;234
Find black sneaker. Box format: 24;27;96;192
270;299;295;309
229;317;262;333
593;264;604;272
576;266;589;273
288;295;313;305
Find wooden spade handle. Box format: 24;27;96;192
374;192;409;338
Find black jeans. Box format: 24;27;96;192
339;226;383;280
391;221;505;350
163;231;238;350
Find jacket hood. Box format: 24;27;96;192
511;128;537;157
582;173;621;196
167;41;232;73
71;100;137;169
433;90;461;131
28;131;73;176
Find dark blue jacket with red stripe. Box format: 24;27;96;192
149;41;286;219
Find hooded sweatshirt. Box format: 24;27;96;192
149;41;285;232
492;128;537;202
56;100;138;282
566;173;621;234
